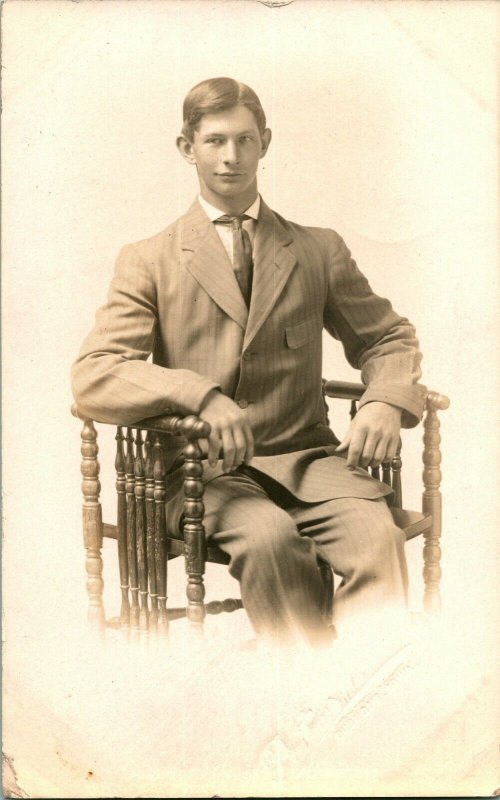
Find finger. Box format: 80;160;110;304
207;431;222;467
232;425;247;467
385;436;399;462
221;428;236;472
243;423;254;463
335;433;351;453
370;438;390;468
359;433;379;468
346;431;366;469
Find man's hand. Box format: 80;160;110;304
199;390;254;472
335;401;402;470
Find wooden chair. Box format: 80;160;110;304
72;380;449;640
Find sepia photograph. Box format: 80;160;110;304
2;0;499;797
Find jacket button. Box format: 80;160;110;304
242;352;251;361
237;398;249;409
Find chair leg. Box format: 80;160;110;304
422;392;449;613
183;439;206;636
80;419;105;635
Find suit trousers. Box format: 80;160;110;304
168;466;408;646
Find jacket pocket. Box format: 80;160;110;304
285;310;322;349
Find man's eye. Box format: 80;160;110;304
240;136;253;142
206;138;222;144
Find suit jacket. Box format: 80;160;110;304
72;198;426;502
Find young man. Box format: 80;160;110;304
72;77;426;647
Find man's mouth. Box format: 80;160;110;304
216;172;243;177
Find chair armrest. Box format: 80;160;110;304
425;391;450;413
323;383;451;416
131;413;210;441
71;403;211;440
323;380;365;401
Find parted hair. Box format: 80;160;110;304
181;77;267;141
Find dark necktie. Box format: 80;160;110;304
214;214;253;306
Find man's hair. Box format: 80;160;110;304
181;77;267;142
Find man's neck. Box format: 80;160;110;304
199;186;259;217
198;193;260;226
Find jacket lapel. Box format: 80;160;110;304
181;199;248;330
243;199;297;349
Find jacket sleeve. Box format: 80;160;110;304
71;242;220;425
323;232;427;428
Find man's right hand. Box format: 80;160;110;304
198;390;254;472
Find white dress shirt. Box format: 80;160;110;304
197;194;260;265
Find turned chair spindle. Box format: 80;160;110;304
153;434;169;638
422;392;449;613
134;430;149;637
182;431;207;636
125;429;139;636
144;434;158;637
80;419;105;634
382;459;392;487
391;440;403;510
115;427;129;633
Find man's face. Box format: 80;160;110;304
178;105;271;210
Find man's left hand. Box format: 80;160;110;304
335;401;402;470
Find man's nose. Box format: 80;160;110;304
222;141;240;164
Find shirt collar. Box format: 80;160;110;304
198;193;261;222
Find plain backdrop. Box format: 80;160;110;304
2;0;499;795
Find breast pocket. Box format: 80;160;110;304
285;310;323;349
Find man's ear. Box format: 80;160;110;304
259;128;272;159
176;135;196;165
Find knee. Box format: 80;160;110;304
242;507;298;558
228;509;304;578
357;521;406;578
